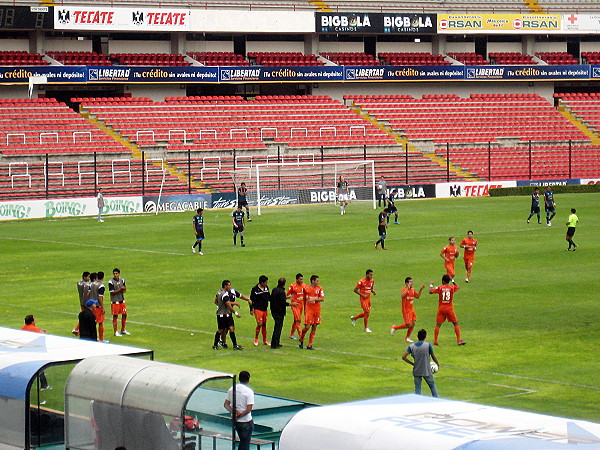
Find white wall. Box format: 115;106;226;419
488;42;522;53
318;42;364;53
533;42;567;53
186;41;234;52
45;39;93;52
0;86;29;99
246;41;304;53
377;42;433;53
580;42;600;53
317;82;555;104
0;39;29;51
445;42;476;53
108;40;171;54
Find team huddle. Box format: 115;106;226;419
212;274;325;351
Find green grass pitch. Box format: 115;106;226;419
1;193;598;422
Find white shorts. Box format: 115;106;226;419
339;193;349;202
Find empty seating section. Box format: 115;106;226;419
535;52;578;65
110;53;190;66
489;52;536;65
82;95;396;151
431;144;599;179
447;53;489;65
350;93;587;144
557;93;600;133
378;52;450;66
0;98;127;156
321;52;380;66
46;51;112;66
187;52;249;66
0;51;47;66
581;52;600;64
247;52;323;66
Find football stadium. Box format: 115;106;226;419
0;0;599;448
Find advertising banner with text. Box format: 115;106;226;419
316;12;435;34
436;181;516;198
562;14;600;33
220;66;343;82
0;196;142;221
465;65;589;80
54;6;189;31
143;194;211;213
438;14;561;34
345;66;464;81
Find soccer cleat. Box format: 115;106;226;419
233;345;243;350
219;342;228;349
457;340;466;345
114;332;122;337
298;340;304;349
350;316;356;327
527;219;530;223
547;222;551;227
40;385;53;391
99;219;104;223
566;248;571;251
263;340;270;346
289;335;297;340
121;330;131;335
212;345;220;350
390;327;397;336
198;251;203;255
233;243;236;246
573;245;577;251
404;337;414;343
394;221;400;225
254;338;259;346
365;328;372;333
241;244;246;247
382;248;388;250
248;218;252;222
374;243;378;249
465;278;469;283
101;339;110;343
71;329;79;336
433;342;438;346
306;345;314;350
192;246;196;253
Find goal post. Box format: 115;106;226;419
248;160;376;216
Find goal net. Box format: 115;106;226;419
231;160;376;215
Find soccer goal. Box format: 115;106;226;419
233;160;376;215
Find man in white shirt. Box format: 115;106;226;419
96;188;105;222
224;370;254;450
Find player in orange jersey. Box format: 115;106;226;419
429;275;465;346
299;275;324;350
351;269;376;332
391;277;424;342
440;237;459;279
460;230;478;283
286;273;305;339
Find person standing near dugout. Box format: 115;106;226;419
109;268;129;337
402;329;440;397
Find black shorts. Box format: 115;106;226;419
378;225;387;237
217;314;234;329
545;205;555;213
530;206;540;214
567;227;576;237
233;225;244;233
238;200;248;207
195;229;205;240
388;205;398;213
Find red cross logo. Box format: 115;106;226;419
568;14;577;24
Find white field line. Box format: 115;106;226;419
2;301;598;392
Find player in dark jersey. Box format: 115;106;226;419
237;182;251;221
232;205;246;247
544;185;556;226
527;187;541;224
375;208;390;250
386;189;399;224
192;208;204;255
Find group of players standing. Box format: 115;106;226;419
74;269;129;342
192;183;252;255
211;274;325;350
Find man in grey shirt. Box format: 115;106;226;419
402;329;440;397
376;175;387;207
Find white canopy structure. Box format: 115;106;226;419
65;355;234;450
279;394;600;449
0;326;152;449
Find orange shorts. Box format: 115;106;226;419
94;307;105;324
360;299;371;314
444;262;455;276
436;307;457;324
464;257;474;268
402;308;416;324
111;302;127;316
291;305;303;322
254;309;268;323
304;310;321;325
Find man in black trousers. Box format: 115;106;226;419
270;277;289;349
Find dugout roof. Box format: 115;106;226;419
65;355;234;450
0;326;153;449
